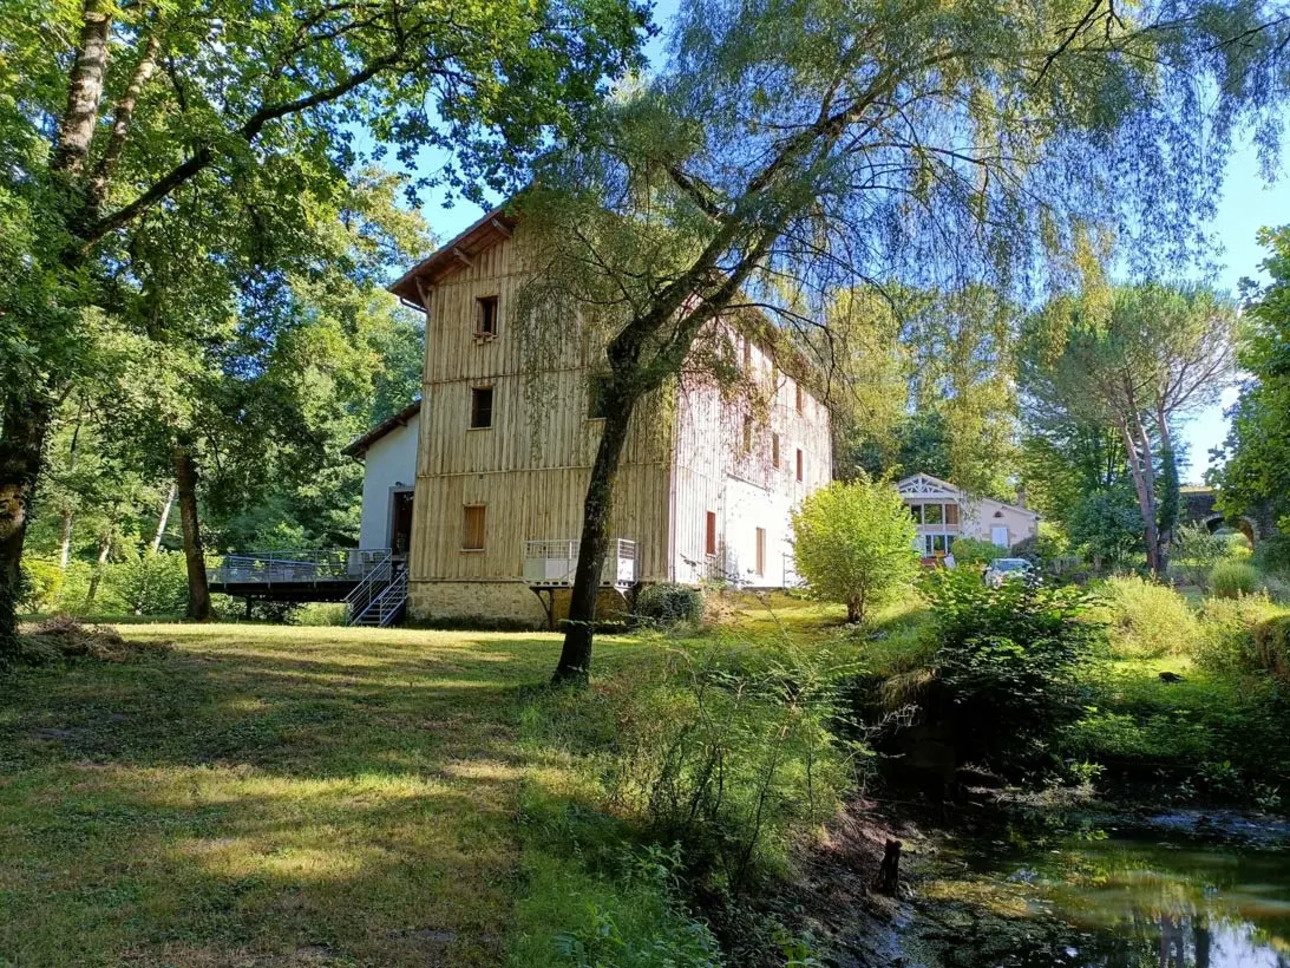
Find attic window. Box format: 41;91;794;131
795;384;804;415
475;295;499;337
993;510;1004;518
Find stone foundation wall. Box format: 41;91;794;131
408;581;632;628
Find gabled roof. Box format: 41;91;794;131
389;204;519;304
342;400;421;458
896;472;960;498
897;472;1039;519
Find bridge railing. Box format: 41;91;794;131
213;549;390;585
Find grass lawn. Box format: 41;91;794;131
0;623;654;968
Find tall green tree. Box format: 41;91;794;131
518;0;1285;682
1021;283;1236;572
1212;226;1290;535
0;0;647;654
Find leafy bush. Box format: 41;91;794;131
1193;596;1273;675
636;583;704;627
948;536;1001;565
294;602;349;626
1067;487;1144;568
1169;522;1234;587
1103;575;1198;657
1253;532;1290;574
791;479;919;623
525;642;854;894
1210;560;1260;599
1253;615;1290;685
923;568;1100;778
18;558;64;613
97;551;190;616
1009;522;1069;564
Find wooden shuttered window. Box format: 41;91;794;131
475;295;499;336
705;511;717;557
945;503;960;526
795;449;803;482
755;528;766;577
772;433;780;468
795;384;804;414
462;505;486;551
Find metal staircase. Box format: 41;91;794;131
345;554;409;627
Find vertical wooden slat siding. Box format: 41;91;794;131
411;223;672;586
407;221;832;598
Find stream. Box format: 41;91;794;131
905;823;1290;967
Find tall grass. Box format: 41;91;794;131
1102;575;1199;657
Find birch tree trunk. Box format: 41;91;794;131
86;531;112;607
150;483;176;555
59;509;75;571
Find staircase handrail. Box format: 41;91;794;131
345;552;394;620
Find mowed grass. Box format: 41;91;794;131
0;624;648;967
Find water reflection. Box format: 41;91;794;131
928;836;1290;967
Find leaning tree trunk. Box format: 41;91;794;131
553;387;637;685
1118;417;1160;575
0;397;54;659
85;530;112;606
150;482;176;554
173;442;213;621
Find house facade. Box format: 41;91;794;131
342;400;421;555
897;473;1039;557
376;207;832;626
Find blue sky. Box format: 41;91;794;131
408;0;1287;485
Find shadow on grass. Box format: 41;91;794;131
0;625;589;968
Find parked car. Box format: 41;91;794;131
984;557;1035;588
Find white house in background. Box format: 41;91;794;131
342;400;422;555
897;472;1040;558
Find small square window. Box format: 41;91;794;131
470;387;493;429
462;505;486;551
475;295;499;336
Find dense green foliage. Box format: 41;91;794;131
923;570;1099;778
1020;284;1236;573
1102;575;1198;658
949;536;1004;565
635;583;705;627
1213;226;1290;536
791;480;920;623
1211;560;1262;599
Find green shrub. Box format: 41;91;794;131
1103;575;1198;657
1193;597;1273;675
791;479;919;623
1253;615;1290;684
1210;560;1261;599
18;558;64;613
923;568;1100;779
1169;522;1233;587
635;583;704;626
525;643;853;894
949;536;1002;565
294;602;349;626
1253;532;1290;574
98;551;190;616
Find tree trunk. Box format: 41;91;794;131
52;0;113;180
1155;406;1179;574
553;388;637;685
0;398;54;658
150;482;176;554
86;531;111;606
173;443;213;621
1118;418;1160;574
58;508;75;571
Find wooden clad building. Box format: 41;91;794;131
388;207;832;626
